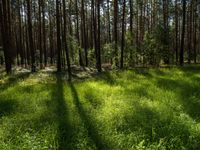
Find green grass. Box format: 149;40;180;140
0;66;200;150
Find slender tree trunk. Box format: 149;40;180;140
193;0;197;63
56;0;61;72
49;15;53;65
180;0;186;66
92;0;98;70
163;0;169;64
18;0;24;66
129;0;133;63
81;0;88;66
120;0;126;69
42;0;47;66
114;0;118;67
107;0;111;43
63;0;71;79
97;0;101;72
187;2;192;64
38;0;43;68
175;0;178;64
27;0;36;72
76;0;83;66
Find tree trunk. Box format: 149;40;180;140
38;0;43;68
63;0;71;79
0;0;12;73
107;0;111;43
76;0;84;66
193;0;197;63
56;0;61;72
42;0;47;66
180;0;186;66
120;0;126;69
114;0;118;67
97;0;101;72
81;0;88;66
27;0;36;72
18;0;24;66
175;0;178;64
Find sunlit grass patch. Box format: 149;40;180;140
0;66;200;149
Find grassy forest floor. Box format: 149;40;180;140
0;66;200;149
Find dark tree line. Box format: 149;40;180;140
0;0;200;76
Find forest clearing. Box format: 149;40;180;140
1;0;200;149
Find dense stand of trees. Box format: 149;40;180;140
0;0;200;75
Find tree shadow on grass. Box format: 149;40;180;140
133;68;153;78
120;101;194;149
156;78;200;121
178;65;200;73
95;72;116;85
84;90;103;109
68;81;108;150
0;71;31;91
49;74;72;150
0;99;18;118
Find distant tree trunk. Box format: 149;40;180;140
97;0;101;72
76;0;84;66
163;0;169;64
27;0;36;72
193;0;197;63
129;0;133;34
90;2;93;48
56;0;61;72
120;0;126;69
180;0;186;66
136;1;139;65
38;0;43;68
42;0;47;66
0;0;12;73
175;0;178;64
17;0;24;66
107;0;111;43
187;2;192;64
49;15;53;65
62;0;71;79
114;0;118;67
129;0;133;63
81;0;88;66
25;16;31;66
92;0;98;69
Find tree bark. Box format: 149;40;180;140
180;0;186;66
0;0;12;73
56;0;61;72
114;0;118;67
63;0;71;79
120;0;126;69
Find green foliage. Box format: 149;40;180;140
88;48;96;67
143;32;161;66
0;66;200;149
125;31;136;67
67;36;81;65
142;25;173;66
102;43;115;63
